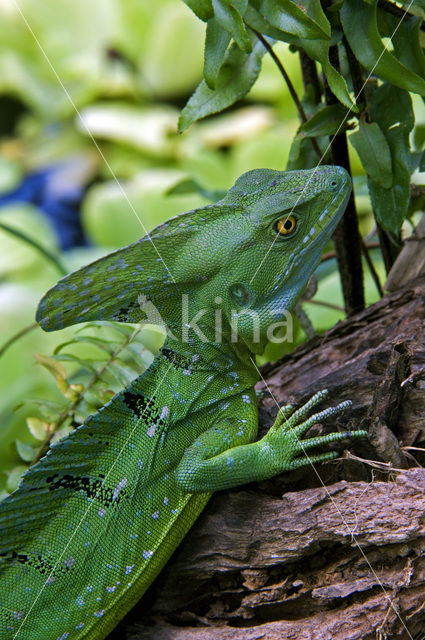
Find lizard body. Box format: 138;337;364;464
0;166;366;639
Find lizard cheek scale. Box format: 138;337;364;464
0;165;367;640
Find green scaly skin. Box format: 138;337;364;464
0;166;367;639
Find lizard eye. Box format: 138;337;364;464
275;215;297;236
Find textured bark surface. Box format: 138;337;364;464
113;278;425;640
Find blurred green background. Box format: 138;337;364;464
0;0;392;490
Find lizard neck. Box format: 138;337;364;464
158;333;259;386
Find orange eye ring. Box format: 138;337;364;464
275;215;297;236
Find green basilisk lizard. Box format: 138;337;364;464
0;166;367;639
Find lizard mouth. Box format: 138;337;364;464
292;188;349;270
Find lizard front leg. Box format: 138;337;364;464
175;390;367;493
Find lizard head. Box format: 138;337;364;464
188;165;351;353
36;166;350;355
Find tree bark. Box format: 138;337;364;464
112;277;425;640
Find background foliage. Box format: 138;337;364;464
0;0;424;493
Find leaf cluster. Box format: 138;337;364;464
4;322;160;494
181;0;425;235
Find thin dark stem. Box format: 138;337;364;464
250;28;322;159
343;34;382;297
305;299;345;312
0;221;67;275
324;44;365;315
321;242;380;262
0;322;38;359
343;36;365;112
360;237;383;297
253;29;307;121
376;223;402;274
299;51;321;105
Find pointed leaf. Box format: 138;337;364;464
349;121;393;189
34;352;67;380
52;353;98;373
77;322;135;337
341;0;425;96
53;336;116;355
182;0;213;21
262;0;330;40
15;440;37;463
380;13;425;80
204;17;232;88
26;417;49;441
244;3;291;40
212;0;252;53
369;83;414;133
286;133;326;170
368;125;411;234
300;104;350;137
367;83;414;233
179;38;266;131
286;0;349;110
34;352;68;394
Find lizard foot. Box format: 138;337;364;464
259;389;368;472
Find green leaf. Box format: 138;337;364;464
369;83;414;133
300;104;350;137
15;440;37;463
212;0;252;53
52;353;98;373
420;149;425;172
281;0;355;109
55;335;116;356
26;417;49;441
204;17;232;88
179;38;266;131
300;38;357;110
340;0;425;96
6;466;27;493
398;0;425;19
34;353;68;394
244;3;291;41
286;133;326;170
349;121;393;189
247;0;355;110
367;83;415;234
379;13;425;80
262;0;330;40
182;0;213;21
368;125;411;234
